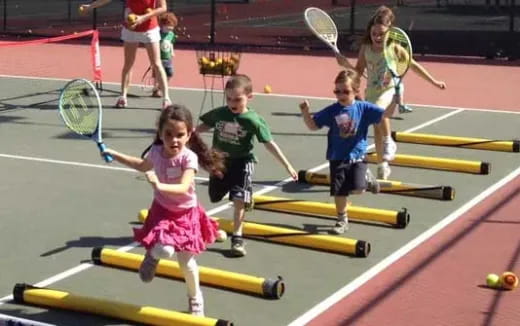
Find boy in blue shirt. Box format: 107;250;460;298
299;69;396;234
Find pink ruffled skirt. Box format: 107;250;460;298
133;200;218;254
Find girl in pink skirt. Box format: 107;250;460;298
104;104;225;317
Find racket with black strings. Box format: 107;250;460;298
58;78;113;162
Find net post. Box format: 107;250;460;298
92;7;98;30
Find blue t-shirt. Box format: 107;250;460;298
312;100;383;161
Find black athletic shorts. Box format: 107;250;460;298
209;158;255;204
329;160;367;196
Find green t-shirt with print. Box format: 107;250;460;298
200;106;273;162
160;31;176;60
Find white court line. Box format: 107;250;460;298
1;74;519;114
288;164;520;326
0;108;465;307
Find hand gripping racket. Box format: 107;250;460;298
58;78;113;163
383;27;413;105
304;7;340;55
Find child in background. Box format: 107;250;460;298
336;5;446;179
152;12;178;98
103;105;225;317
299;69;393;234
196;74;298;257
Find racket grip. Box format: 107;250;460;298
97;142;113;163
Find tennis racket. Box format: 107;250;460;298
304;7;339;55
383;27;413;105
58;78;113;163
141;65;154;93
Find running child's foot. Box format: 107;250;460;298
331;219;349;234
114;96;127;108
188;296;204;317
230;235;247;257
162;98;172;110
399;104;413;113
365;168;381;194
382;138;397;161
139;252;159;283
377;162;392;180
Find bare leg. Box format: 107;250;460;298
121;42;139;98
144;42;171;106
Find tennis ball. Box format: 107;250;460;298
500;271;518;290
486;273;501;288
138;209;148;223
216;229;227;242
127;13;138;25
264;85;272;94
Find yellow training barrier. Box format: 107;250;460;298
391;131;520;153
253;195;409;228
138;210;370;257
365;152;490;174
92;247;285;299
298;170;455;201
13;284;232;326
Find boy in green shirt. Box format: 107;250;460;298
197;74;298;257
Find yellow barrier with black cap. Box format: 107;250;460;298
297;170;455;201
13;283;232;326
365;152;490;174
391;131;519;153
252;194;409;228
91;247;284;299
138;210;370;257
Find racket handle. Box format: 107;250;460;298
97;142;113;163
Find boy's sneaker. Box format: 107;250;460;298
399;104;413;113
230;235;247;257
365;168;381;194
114;96;127;108
331;219;349;234
188;296;204;317
382;138;397;161
377;162;392;180
139;251;159;283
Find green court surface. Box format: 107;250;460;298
1;76;519;325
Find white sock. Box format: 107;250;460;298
151;244;175;259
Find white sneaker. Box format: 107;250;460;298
382;138;397;161
365;169;380;194
377;162;392;180
331;219;349;234
189;296;204;317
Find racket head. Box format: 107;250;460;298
141;66;154;93
58;78;102;141
304;7;339;53
383;27;413;78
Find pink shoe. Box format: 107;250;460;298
162;98;172;110
114;96;127;108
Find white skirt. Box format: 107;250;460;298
121;26;160;43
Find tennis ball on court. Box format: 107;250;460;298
486;273;501;288
138;209;148;223
263;84;272;94
500;271;518;290
216;229;227;242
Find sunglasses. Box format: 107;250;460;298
333;89;353;95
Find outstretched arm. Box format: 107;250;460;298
103;148;153;172
263;141;298;180
299;100;319;131
336;45;367;78
79;0;111;14
410;59;446;89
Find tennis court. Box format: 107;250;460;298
1;4;520;325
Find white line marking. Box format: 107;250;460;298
1;74;519;114
288;165;520;326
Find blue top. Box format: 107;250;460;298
312;100;384;161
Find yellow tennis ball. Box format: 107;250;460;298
486;273;501;288
216;229;227;242
264;85;272;94
500;271;518;290
127;13;138;24
138;209;148;223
